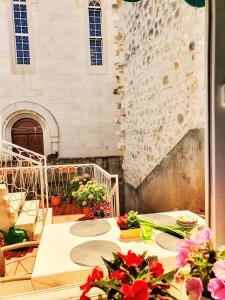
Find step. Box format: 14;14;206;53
33;208;53;241
7;192;26;222
15;200;40;239
0;184;6;189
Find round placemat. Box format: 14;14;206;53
70;240;121;266
140;214;176;226
155;232;181;252
70;219;111;237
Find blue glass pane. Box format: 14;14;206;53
22;26;28;33
14;18;20;25
16;43;22;50
21;19;27;26
23;36;29;43
23;43;29;50
20;5;26;11
14;11;20;18
15;26;21;33
17;58;23;64
24;58;30;64
17;50;23;57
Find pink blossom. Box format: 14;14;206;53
213;260;225;281
208;278;225;300
192;228;212;245
176;249;189;268
82;201;87;206
177;239;196;252
186;278;203;300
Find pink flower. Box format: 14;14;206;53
213;260;225;280
192;228;212;245
176;249;189;268
186;278;203;300
177;239;196;252
82;201;87;206
208;278;225;300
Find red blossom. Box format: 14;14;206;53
118;250;143;268
120;280;149;300
110;270;127;282
80;266;104;299
149;260;164;277
117;214;128;229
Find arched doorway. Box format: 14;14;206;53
11;118;44;155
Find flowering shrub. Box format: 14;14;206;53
80;250;176;300
72;180;107;208
175;228;225;300
89;200;111;218
117;211;140;230
70;174;91;195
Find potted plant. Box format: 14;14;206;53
89;200;111;219
79;249;176;300
175;228;225;300
50;193;61;207
71;180;107;217
117;210;141;238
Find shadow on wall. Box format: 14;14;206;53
124;129;205;214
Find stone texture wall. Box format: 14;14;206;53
116;0;205;190
0;0;119;158
124;129;205;213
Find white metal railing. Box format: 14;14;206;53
0;140;49;226
47;163;120;217
0;139;120;235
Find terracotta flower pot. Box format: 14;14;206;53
51;195;61;207
83;207;92;217
120;228;141;239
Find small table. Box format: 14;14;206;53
31;210;204;291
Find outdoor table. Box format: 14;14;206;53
31;210;205;292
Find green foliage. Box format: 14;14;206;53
127;210;140;228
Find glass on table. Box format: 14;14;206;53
140;222;154;244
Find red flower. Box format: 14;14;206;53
110;270;127;282
149;260;164;277
120;280;149;300
80;266;104;299
118;250;143;268
117;214;128;229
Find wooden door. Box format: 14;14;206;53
11;118;44;155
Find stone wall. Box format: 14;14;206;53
115;0;206;212
124;129;205;213
0;0;119;158
116;0;205;189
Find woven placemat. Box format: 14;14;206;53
155;232;181;252
70;219;111;237
140;214;176;226
70;240;120;266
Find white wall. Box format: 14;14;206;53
0;0;119;158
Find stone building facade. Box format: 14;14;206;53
115;0;206;212
0;0;119;159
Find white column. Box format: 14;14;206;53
208;0;225;246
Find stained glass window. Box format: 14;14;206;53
88;0;103;66
13;0;30;65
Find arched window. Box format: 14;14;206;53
88;0;103;66
12;0;30;64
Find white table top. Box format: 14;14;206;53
31;210;205;291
